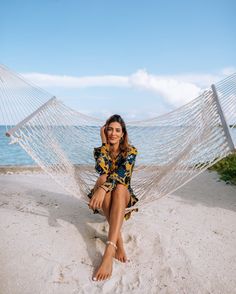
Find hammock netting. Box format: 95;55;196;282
0;65;235;212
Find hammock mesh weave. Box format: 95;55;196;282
0;65;235;212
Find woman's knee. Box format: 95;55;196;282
114;183;128;192
112;184;130;203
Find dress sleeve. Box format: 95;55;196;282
101;146;138;192
94;143;110;175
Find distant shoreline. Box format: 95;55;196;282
0;165;42;174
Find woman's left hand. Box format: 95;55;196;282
89;187;106;210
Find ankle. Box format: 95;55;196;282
106;240;117;250
104;246;115;259
104;240;117;257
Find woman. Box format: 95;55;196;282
88;114;138;281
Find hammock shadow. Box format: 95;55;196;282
28;187;109;271
1;178;109;273
172;171;236;212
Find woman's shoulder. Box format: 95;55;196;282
128;144;138;155
94;143;109;154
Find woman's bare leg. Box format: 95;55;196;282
94;175;127;260
93;184;130;281
102;191;128;263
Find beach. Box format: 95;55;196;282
0;169;236;294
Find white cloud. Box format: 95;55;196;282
22;67;235;108
23;72;129;88
221;67;236;76
76;108;170;122
128;69;201;105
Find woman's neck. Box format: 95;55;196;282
109;142;120;154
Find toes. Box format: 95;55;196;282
93;270;112;281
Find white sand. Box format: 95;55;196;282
0;170;236;294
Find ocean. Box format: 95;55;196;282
0;125;236;166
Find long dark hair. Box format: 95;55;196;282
104;114;130;155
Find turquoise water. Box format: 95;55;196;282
0;126;34;165
0;125;236;166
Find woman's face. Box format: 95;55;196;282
106;122;124;145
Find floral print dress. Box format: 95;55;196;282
87;143;138;220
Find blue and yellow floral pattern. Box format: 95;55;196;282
88;143;138;220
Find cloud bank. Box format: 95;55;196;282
22;67;235;108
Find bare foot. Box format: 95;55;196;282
92;245;115;281
115;246;128;263
115;236;127;262
115;235;128;263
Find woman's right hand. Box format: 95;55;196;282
89;187;106;211
100;125;107;144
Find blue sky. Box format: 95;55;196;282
1;0;236;121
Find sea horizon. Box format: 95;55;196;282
1;125;236;166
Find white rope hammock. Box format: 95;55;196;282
0;64;235;212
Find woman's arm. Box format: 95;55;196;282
89;125;110;211
93;125;110;175
100;125;107;144
94;143;110;175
